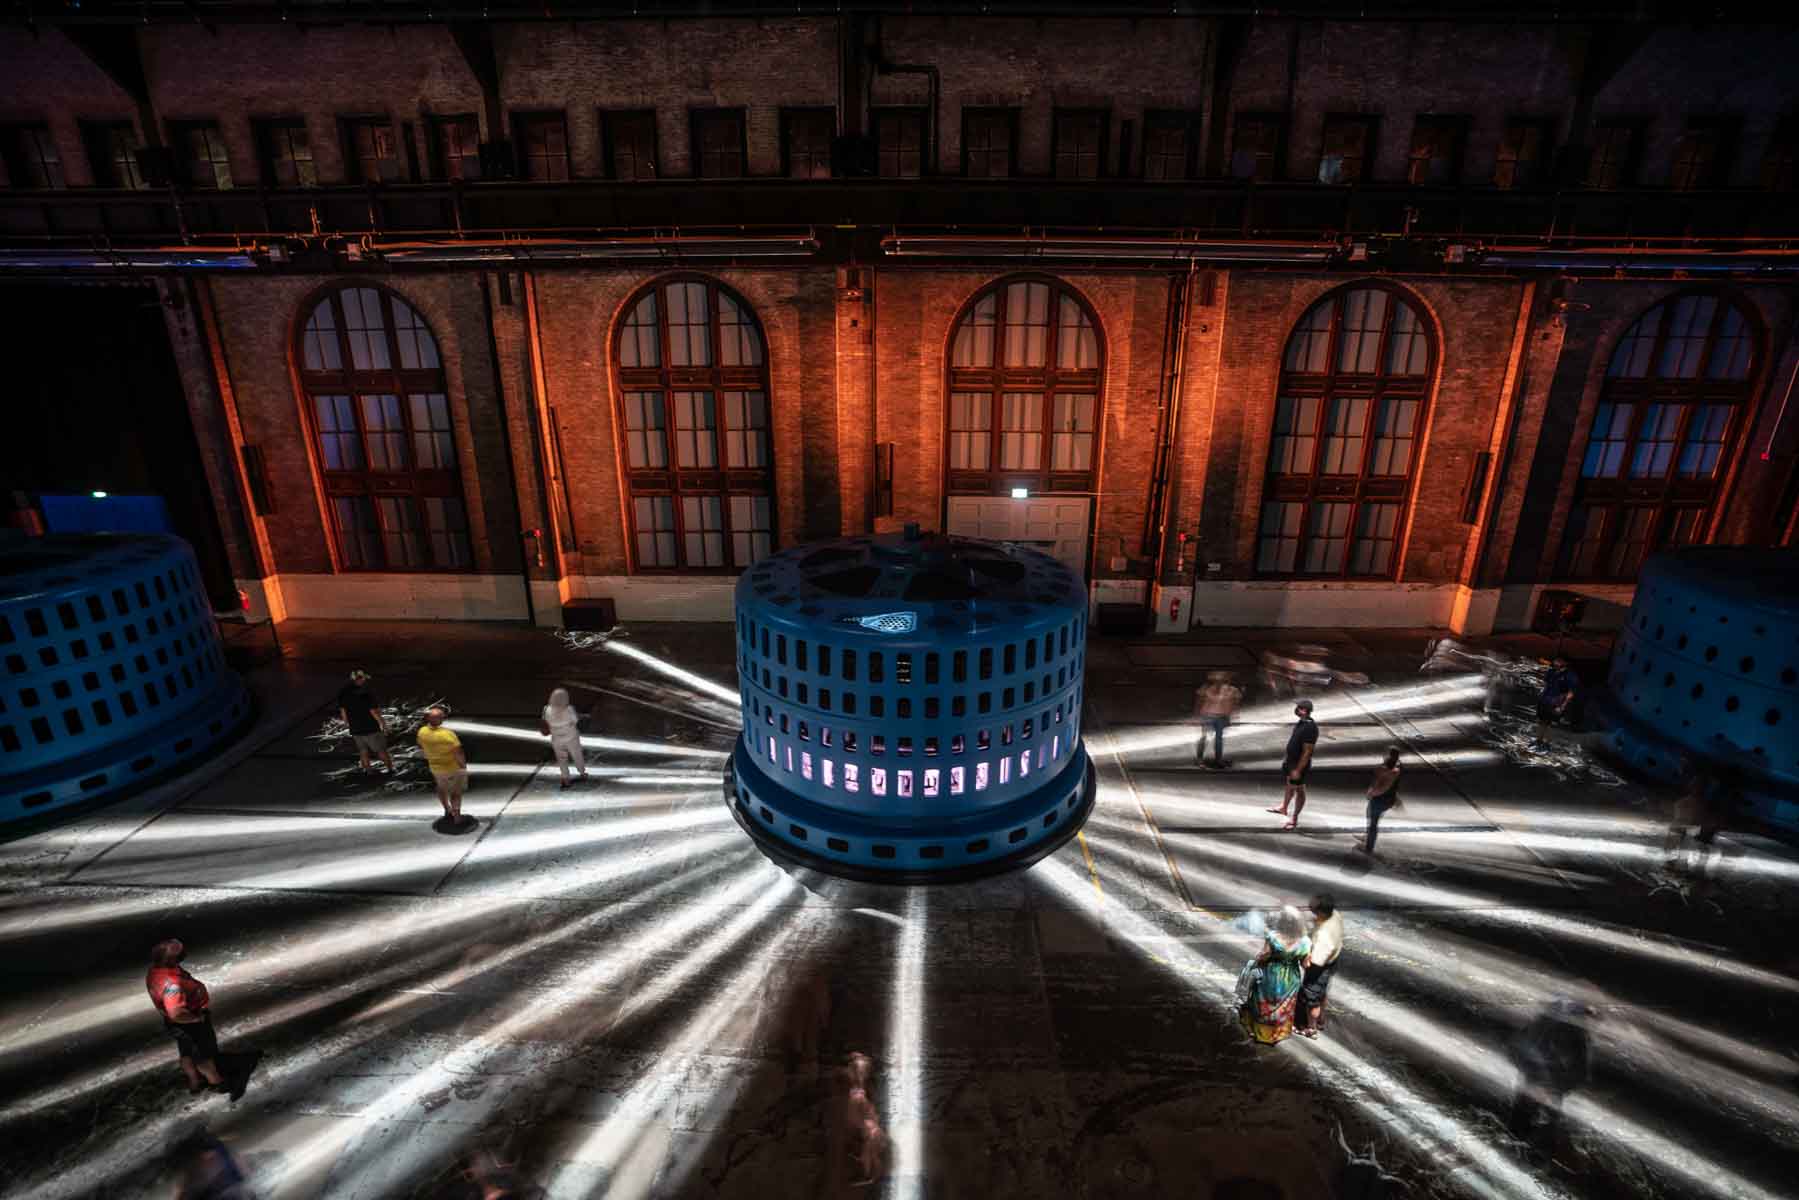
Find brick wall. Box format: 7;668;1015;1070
0;29;140;188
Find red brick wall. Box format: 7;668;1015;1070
0;29;141;188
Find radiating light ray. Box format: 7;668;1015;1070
602;639;743;706
568;679;742;731
886;887;927;1199
448;717;730;761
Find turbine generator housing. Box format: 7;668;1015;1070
727;527;1096;880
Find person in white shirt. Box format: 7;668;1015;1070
1296;892;1343;1038
540;687;589;788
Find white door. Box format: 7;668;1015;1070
945;496;1091;578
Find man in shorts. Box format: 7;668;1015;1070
1296;892;1343;1038
1269;699;1318;829
146;939;225;1095
337;669;395;774
417;706;469;825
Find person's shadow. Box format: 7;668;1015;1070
216;1048;263;1102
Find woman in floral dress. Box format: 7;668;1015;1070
1239;906;1312;1045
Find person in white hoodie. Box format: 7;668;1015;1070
540;687;589;788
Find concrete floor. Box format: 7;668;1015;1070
1;620;1794;1200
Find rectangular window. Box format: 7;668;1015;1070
433;115;481;181
1268;396;1320;474
673;391;718;469
1349;502;1400;576
1303;502;1352;574
1604;507;1657;578
1368;396;1419;475
844;763;860;792
82;121;145;189
693;108;746;178
999;393;1044;470
1257;502;1303;573
623;392;669;469
782;108;834;179
375;496;427;568
256;118;315;187
1230;113;1284;181
515;112;569;181
948;392;993;471
962;108;1015;178
1053;109;1106;180
1676;405;1732;479
345;117;401;184
1628;404;1684;479
331;496;381;569
407;393;455;469
1493;119;1551;189
1557;504;1607;577
1050;394;1097;472
723;391;769;468
172;121;233;189
633;495;678;567
1671;118;1735;190
1581;402;1634;478
1318;396;1370;474
1586;120;1640;189
602;109;658;180
681;496;726;567
359;393;408;470
0;123;66;188
1143;110;1197;180
423;497;473;568
1663;508;1708;548
729;496;773;567
872;768;888;797
875;108;925;178
1319;114;1377;184
1406;115;1467;185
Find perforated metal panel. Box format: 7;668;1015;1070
1;534;251;821
727;529;1095;877
1602;548;1799;830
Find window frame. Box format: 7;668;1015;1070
428;113;482;182
168;119;234;189
1493;117;1554;189
0;122;66;189
611;276;776;575
1253;283;1437;581
1143;109;1202;181
341;115;402;185
1052;108;1109;181
1556;291;1762;582
80;119;146;189
1669;116;1738;190
1319;113;1379;184
292;284;474;575
600;109;659;181
1405;114;1469;186
691;107;748;179
512;110;570;182
943;275;1105;497
1585;118;1644;189
780;107;835;180
254;116;316;188
873;106;927;179
961;107;1018;179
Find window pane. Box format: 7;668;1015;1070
423;497;472;568
949;391;992;470
674;391;718;468
952;293;997;367
376;496;426;568
1349;502;1399;575
1145;118;1189;181
1283;300;1332;372
1368;396;1418;475
624;392;668;469
681;495;725;567
620;292;660;367
1385;302;1428;375
1663;508;1707;548
359;393;408;471
392;299;440;370
1705;304;1753;380
1318;395;1370;474
877;110;923;178
1607;310;1658;377
1580;402;1634;478
664;282;711;366
1256;501;1302;573
301;301;342;371
1336;288;1391;373
718;291;764;366
1003;282;1051;367
999;393;1044;470
313;394;363;470
1604;508;1656;578
408;393;455;470
1050;393;1096;471
730;495;773;567
1054;112;1102;180
1268;395;1319;474
1675;404;1731;478
1303;502;1351;573
1656;295;1717;378
1628;403;1683;478
341;288;391;370
724;391;769;468
1558;505;1607;578
634;496;677;567
332;496;381;568
1056;297;1098;369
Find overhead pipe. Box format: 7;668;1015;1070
1476;249;1799;274
0;249;258;271
376;233;821;264
881;233;1335;264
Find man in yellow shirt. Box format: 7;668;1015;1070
417;706;469;827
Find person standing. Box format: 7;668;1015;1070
1238;905;1311;1045
1536;657;1582;727
417;706;469;826
1193;672;1244;769
1268;700;1318;829
1295;893;1343;1038
540;688;589;788
337;669;395;774
1354;746;1405;855
146;940;225;1095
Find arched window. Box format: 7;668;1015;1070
945;278;1103;495
296;285;472;572
1254;285;1434;578
1558;292;1759;580
613;277;774;571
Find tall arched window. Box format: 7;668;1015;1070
1558;292;1759;580
296;285;472;572
945;278;1103;495
1254;285;1435;578
614;277;773;571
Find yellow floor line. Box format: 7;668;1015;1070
1077;831;1104;902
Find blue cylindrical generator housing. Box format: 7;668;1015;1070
1;534;251;823
727;529;1096;878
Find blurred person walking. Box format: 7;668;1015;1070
1237;905;1311;1045
539;688;589;788
1193;671;1244;769
146;940;225;1096
169;1123;250;1200
418;706;469;826
1354;746;1405;855
338;669;395;774
1665;753;1734;872
1268;700;1318;829
1508;999;1593;1154
1295;893;1343;1039
1536;656;1583;728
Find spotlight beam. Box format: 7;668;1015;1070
885;887;927;1199
602;639;743;707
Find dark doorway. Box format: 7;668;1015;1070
0;281;236;607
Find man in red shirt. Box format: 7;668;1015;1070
146;939;225;1094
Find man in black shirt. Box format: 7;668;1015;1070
1268;699;1318;830
337;669;395;774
